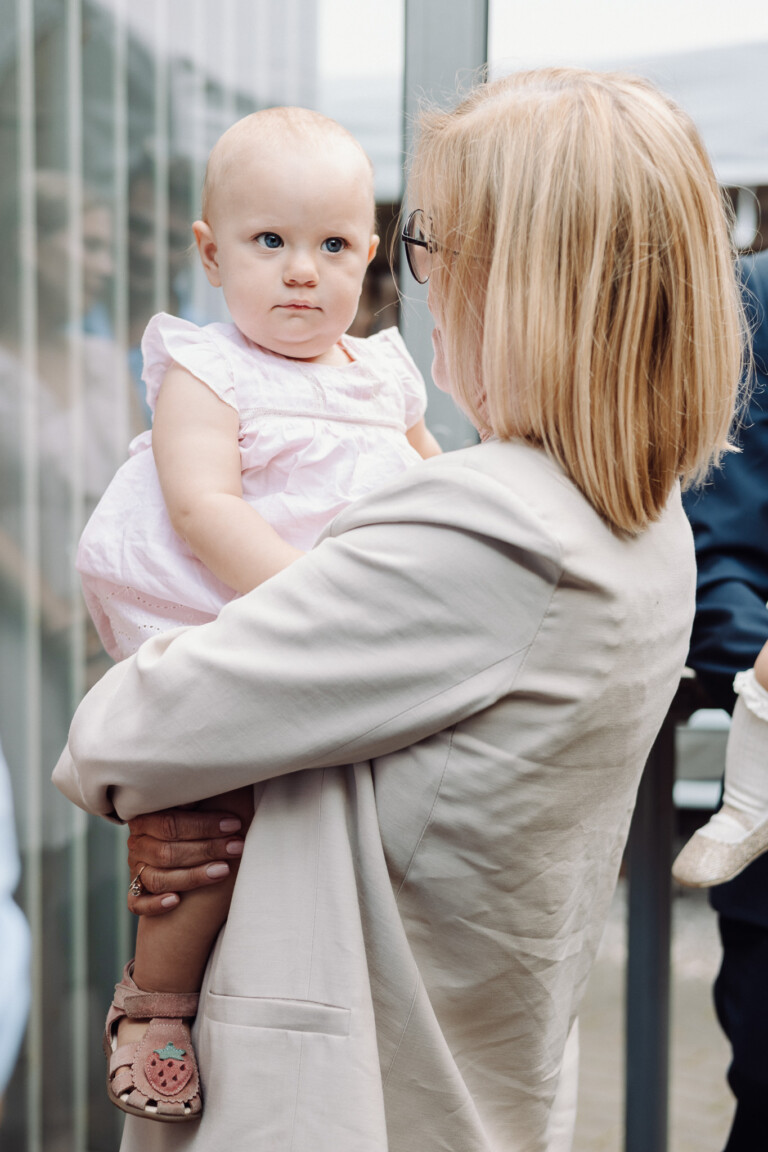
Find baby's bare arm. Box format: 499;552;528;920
754;640;768;692
152;365;303;594
406;417;442;459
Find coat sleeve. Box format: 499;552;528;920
683;253;768;711
53;457;563;822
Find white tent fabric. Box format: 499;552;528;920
607;41;768;187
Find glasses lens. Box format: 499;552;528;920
405;209;430;284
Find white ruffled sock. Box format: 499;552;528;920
702;669;768;844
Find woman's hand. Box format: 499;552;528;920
127;808;245;917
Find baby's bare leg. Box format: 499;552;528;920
117;786;253;1051
133;786;254;993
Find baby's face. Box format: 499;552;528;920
195;139;378;363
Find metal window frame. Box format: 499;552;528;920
399;0;488;451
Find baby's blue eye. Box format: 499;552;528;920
321;237;346;254
255;232;283;249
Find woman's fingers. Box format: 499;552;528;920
126;806;245;916
127;830;244;870
127;807;245;870
126;859;234;917
127;890;182;918
128;807;243;843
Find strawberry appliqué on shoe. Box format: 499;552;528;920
103;961;202;1122
146;1041;194;1096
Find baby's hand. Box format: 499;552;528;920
755;639;768;692
126;808;245;917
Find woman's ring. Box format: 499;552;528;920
128;864;148;897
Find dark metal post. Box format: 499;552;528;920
625;716;675;1152
624;673;702;1152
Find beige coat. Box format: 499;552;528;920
54;439;694;1152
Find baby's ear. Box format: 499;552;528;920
367;234;380;265
193;220;222;287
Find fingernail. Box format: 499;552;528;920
207;863;230;878
226;840;244;856
161;895;179;908
219;818;241;832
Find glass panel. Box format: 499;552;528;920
0;1;406;1147
317;0;405;339
398;0;486;450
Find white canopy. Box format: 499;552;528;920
603;41;768;187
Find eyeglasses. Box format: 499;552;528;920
401;208;436;284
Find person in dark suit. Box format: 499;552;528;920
683;248;768;1152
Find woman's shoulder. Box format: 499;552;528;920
455;439;693;559
345;437;570;511
326;440;694;717
328;440;565;566
330;438;693;578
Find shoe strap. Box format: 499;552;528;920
117;988;200;1019
113;962;199;1019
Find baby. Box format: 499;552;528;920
78;107;440;1122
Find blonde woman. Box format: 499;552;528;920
56;68;743;1152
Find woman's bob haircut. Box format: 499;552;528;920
408;68;746;535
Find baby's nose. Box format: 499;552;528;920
283;248;318;285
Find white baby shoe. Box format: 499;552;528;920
672;804;768;887
673;673;768;888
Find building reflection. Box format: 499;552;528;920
0;1;406;1147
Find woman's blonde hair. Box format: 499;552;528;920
408;68;746;535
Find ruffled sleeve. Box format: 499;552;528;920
371;327;428;429
141;313;238;415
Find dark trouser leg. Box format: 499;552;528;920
714;914;768;1151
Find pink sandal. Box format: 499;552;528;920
103;961;202;1122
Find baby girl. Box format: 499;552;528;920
76;107;440;1121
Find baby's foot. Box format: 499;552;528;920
672;804;768;887
104;962;202;1121
116;1015;151;1049
674;678;768;888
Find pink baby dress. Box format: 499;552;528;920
77;313;428;660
